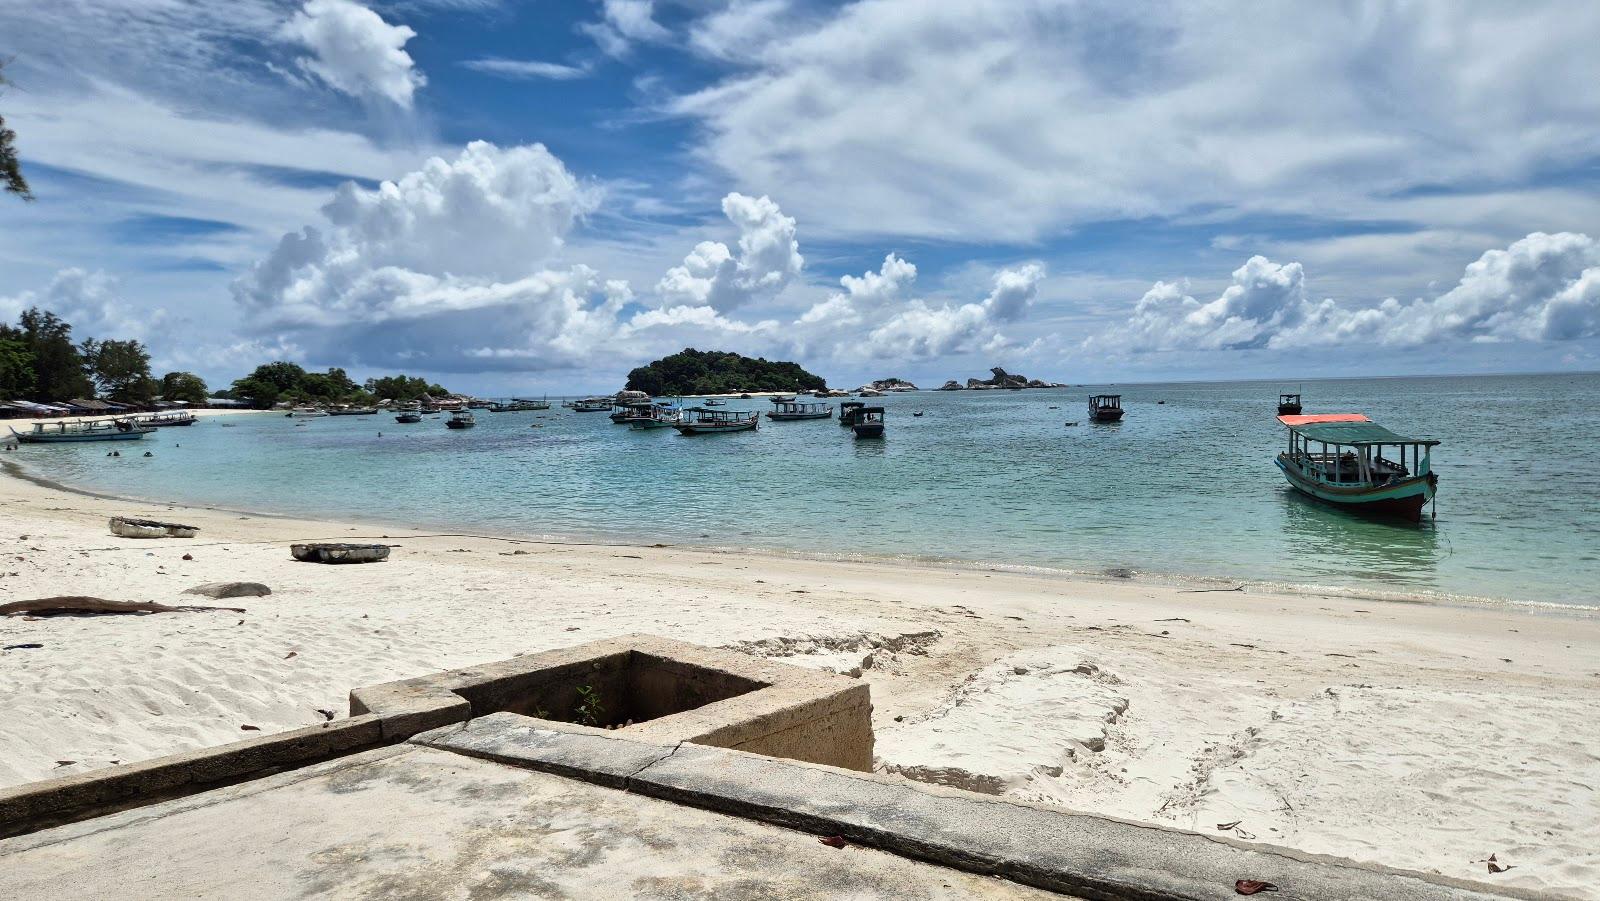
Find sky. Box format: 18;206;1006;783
2;0;1600;395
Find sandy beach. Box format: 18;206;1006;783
1;462;1596;897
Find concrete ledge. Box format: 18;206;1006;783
356;633;874;770
418;713;1530;901
0;715;384;839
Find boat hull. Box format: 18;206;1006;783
1275;455;1435;522
1277;403;1302;416
767;411;833;421
445;421;475;429
11;427;153;443
1088;410;1124;422
627;419;676;429
673;422;757;435
852;423;885;438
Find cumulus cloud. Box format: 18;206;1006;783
655;193;803;311
1113;233;1600;352
282;0;425;107
581;0;671;57
0;269;164;340
790;255;1045;361
232;141;632;370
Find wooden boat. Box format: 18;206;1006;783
851;406;886;438
110;517;199;539
769;395;797;404
1278;393;1303;416
327;407;378;416
1088;394;1124;422
137;411;197;427
838;401;866;427
673;408;759;435
767;401;833;421
1275;414;1439;522
290;542;390;564
287;408;328;418
627;403;681;429
703;399;727;407
395;411;423;423
445;411;476;429
512;398;551;411
572;398;612;413
9;419;154;443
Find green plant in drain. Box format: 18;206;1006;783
574;684;604;727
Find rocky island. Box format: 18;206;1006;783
936;367;1065;390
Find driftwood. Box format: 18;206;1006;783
0;596;246;617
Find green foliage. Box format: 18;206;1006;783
363;373;449;401
625;348;826;396
230;362;444;408
574;685;605;728
17;308;92;401
159;371;209;405
80;338;156;404
1;63;32;202
0;326;36;398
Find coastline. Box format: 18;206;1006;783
5;451;1590;618
1;465;1597;896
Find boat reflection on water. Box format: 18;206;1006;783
1275;488;1444;590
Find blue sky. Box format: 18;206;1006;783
3;0;1600;394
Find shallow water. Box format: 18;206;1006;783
11;372;1600;607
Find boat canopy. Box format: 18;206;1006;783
1279;414;1438;447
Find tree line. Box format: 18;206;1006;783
0;307;207;405
2;306;449;409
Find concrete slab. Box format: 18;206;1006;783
421;713;1531;901
0;744;1059;900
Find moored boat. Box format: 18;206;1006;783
327;407;378;416
446;411;476;429
767;401;833;421
626;402;681;429
9;419;154;443
1278;393;1303;416
838;401;866;427
1088;394;1124;422
851;406;886;438
1275;413;1439;522
673;408;759;435
137;411;197;427
395;411;423;423
572;397;612;413
287;407;328;418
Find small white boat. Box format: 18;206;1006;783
10;419;154;443
287;408;329;418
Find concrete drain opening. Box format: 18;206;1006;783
351;635;876;771
461;650;769;729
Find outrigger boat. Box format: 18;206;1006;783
1088;395;1124;423
9;418;154;443
626;402;682;430
136;411;198;427
838;401;866;427
673;407;759;435
1276;413;1439;522
1277;393;1303;416
851;406;886;439
767;401;833;421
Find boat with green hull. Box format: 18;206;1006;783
1275;414;1438;522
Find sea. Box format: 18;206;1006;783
9;372;1600;609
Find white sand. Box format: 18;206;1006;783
1;465;1597;896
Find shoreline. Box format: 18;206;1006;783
3;463;1598;896
6;453;1594;620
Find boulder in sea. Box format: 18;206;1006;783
184;582;273;599
290;543;391;564
936;380;963;391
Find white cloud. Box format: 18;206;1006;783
581;0;671;57
796;252;915;326
233;141;630;370
862;261;1045;360
687;0;795;63
462;57;591;80
1112;233;1600;352
666;1;1600;243
0;268;164;340
655;193;803;311
281;0;426;107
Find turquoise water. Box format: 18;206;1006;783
10;373;1600;607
